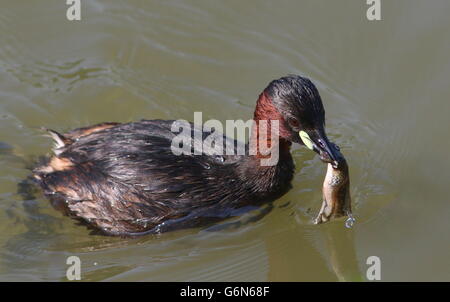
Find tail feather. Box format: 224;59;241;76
41;127;73;152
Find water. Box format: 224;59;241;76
345;213;355;229
0;0;449;281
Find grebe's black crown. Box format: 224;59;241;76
266;75;325;129
265;75;340;167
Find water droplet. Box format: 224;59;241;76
345;213;356;229
201;162;211;169
215;155;225;162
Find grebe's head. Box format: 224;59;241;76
255;75;340;167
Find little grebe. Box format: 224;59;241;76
33;75;340;235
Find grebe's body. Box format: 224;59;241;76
33;75;339;235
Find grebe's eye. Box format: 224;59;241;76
288;118;300;128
